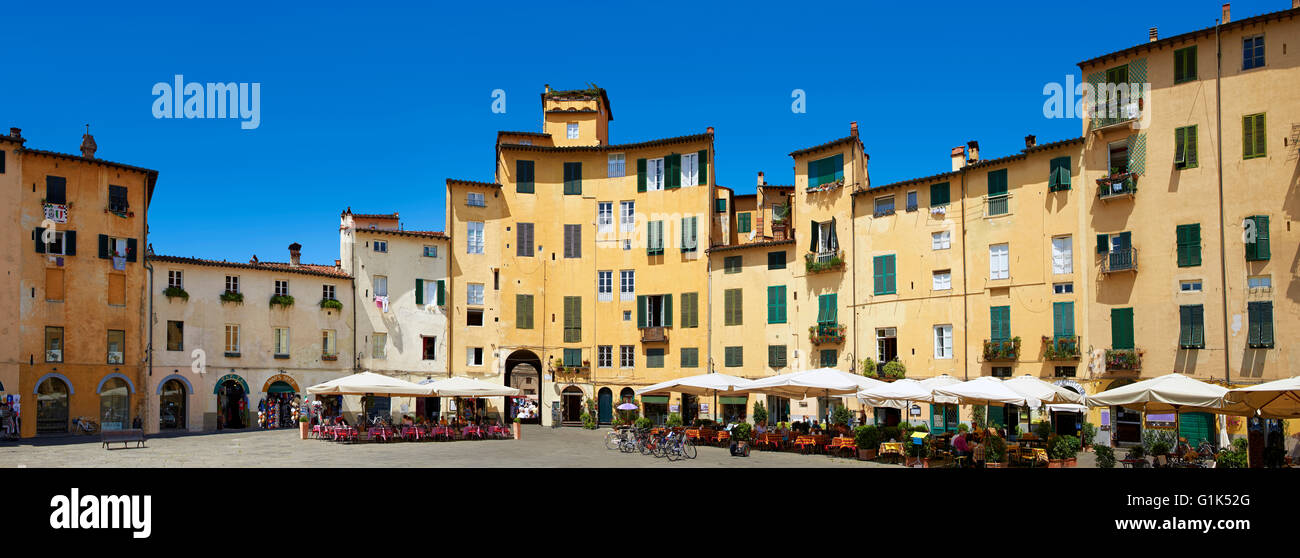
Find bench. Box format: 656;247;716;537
101;428;146;449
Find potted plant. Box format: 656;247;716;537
163;286;190;302
985;435;1007;467
220;291;244;304
881;358;907;380
298;415;310;440
512;417;522;440
1080;422;1097;451
1094;445;1117;468
634;417;654;430
319;298;344;311
269;294;295;309
861;357;879;378
1149;439;1172;467
666;412;683;428
854;425;881;460
753;401;768;427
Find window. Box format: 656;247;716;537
679;292;699;328
817;293;837;324
322;330;337;357
166;321;184;351
106;330;125;364
374;240;388;253
597;202;613;233
516;294;534;329
681;348;699;368
930;182;950;206
1048;156;1071;191
596;271;612;302
767;285;787;324
1247;301;1274;348
873;196;895;217
1053;301;1075;338
991;367;1013;378
1248;275;1272;290
372;333;387;359
563;296;582;342
1179;305;1205;349
1051;237;1072;274
807;154;844;188
419;336;436;361
715;198;727;213
644;157;665;191
819;349;838;368
557;224;580;259
1244;215;1270;261
1108;140;1130;175
1054;282;1074;294
44;268;64;301
768;345;787;368
608;153;626;178
167;270;183;289
1243;34;1265;70
620;345;635;368
646;349;665;368
466;192;485;207
1053;366;1076;377
562;348;582;367
1173;45;1197;83
273;327;289;356
1176;223;1201;267
932;270;951;291
1180;280;1203;292
646;220;664;256
1111;308;1135;350
224;324;240;354
1175;125;1198;169
467;347;484;366
723;289;743;326
619;270;635;301
767;251;786;270
680;216;698;253
567;122;579;139
724;346;743;367
989;306;1011;341
466;222;484;254
934;325;953;359
906;191;918;211
597;346;613;368
423;245;438;258
636;294;671;328
1243;113;1266;159
373;275;388;298
37;230;70;256
44;326;64;362
876;327;898;363
274;280;289;297
989;243;1009;280
515;222;534;257
225;275;240;294
516;159;534;193
467;283;484;305
45;176;67;205
737;212;751;233
619;201;635;233
322;284;336;301
986;169;1009;216
680;152;700;187
872;255;896;295
932;231;951;250
724;255;742;274
467;309;485;327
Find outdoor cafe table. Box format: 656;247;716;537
488;425;510;438
795;434;830;454
756;432;784;450
368;426;396;442
879;442;904;464
685;428;701;440
429;426;453;441
401;426;425;441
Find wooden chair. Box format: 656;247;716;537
1022;447;1048;467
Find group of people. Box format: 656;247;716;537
949;428;1002;468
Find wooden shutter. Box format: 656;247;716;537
1177;224;1201;267
1253;215;1270;260
436;279;445;306
1053;302;1074;338
34;228;45;253
1111;308;1134;350
988;169;1007;196
662;293;673;327
930;182;949;206
517;294;532;329
884;255;895;293
517;160;534;193
126;238;138;262
809;220;819;252
828;217;838;252
98;234;109;259
698;150;708;186
415;278;424;305
873;256;884;294
991;306;1010;341
637;295;647;328
667;154;681;189
65;231;76;255
637;158;647;192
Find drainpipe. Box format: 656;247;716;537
142;178;154;433
958;168;970;380
1215;18;1230;384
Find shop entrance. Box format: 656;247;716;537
597;388;612;425
159;379;186;430
416;397;441;422
36;376;70;434
98;377;130;431
1108;379;1141;446
217;378;247;429
260;382;298;429
681;394;699;424
505;350;543;425
560;386;583;425
874;407;900;427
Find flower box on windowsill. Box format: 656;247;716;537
1042;336;1081;360
321;354;338;361
809;323;846;345
163;286;189;302
1096;173;1138;200
319;298;343;311
806;178;844;193
274;354;290;360
220;291;244;304
269;294;295;309
983;338;1021;361
105;206;135;218
1104;348;1143;371
804;251;845;274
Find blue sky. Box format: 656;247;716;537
2;0;1279;264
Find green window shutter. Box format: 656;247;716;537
1253;215;1270;261
637;158;647;192
872;256;884;294
680;292;696;328
725;289;743;326
680;217;689;250
1176;224;1201;267
516;160;534;193
930;182;950;206
807;158;821;188
415;278;424;305
1127;133;1147;175
1097;234;1109;254
991;306;1010;341
522;295;535;329
768;345;786;368
436;280;445;306
988;169;1008;196
733;289;743;325
1248;302;1273;348
1243;114;1266;160
827;293;837;323
637;295;647;328
1111;308;1135;350
667;154;681;189
831;154;844;182
662;293;673;327
738;213;751;233
34;228;46;253
563;296;581;342
1255;114;1267;159
1191;305;1204;347
564;162;582;195
767;285;787;324
1187;126;1198;167
885;255;896;294
1048;157;1071;190
698;150;708;187
1179;305;1203;348
873;255;895;295
1053;302;1074;338
1175;126;1198;168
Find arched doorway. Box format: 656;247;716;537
36;376;70;434
505;350;543;424
263;380;297;429
597;387;613;426
561;386;584;425
160;379;187;430
216;376;248;429
99;377;131;431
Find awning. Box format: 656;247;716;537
641;396;669;404
719;396;748;404
266;381;296;394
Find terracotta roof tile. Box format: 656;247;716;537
706;239;796;254
150;254;351;279
499;132;711;154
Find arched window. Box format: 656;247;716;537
160;379;187;429
99;377;130;430
36;377;70;434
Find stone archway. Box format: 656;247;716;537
505;349;543;424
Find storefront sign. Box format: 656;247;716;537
43;204;67;224
212;374;250;394
669;404;679;413
261;373;300;393
699;403;709;414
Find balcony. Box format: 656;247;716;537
1042;335;1081;361
1097;173;1138;201
1105;348;1143;372
985;194;1010;217
640;326;668;343
1090;99;1142;131
1101;247;1138;274
771;220;791;241
809;322;846;345
804;251;845;274
982;338;1021;361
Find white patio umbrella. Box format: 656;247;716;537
857;379;932;409
1224;376;1300;418
1087;373;1246;440
305;371;432;397
738;368;883;423
637;373;756;422
933;376;1041;408
425;376;523;397
1003;375;1085;405
918;375;962;405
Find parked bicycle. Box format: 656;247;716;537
74;416;99;435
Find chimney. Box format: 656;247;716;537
544;84;551;94
1222;3;1231;23
757;171;766;186
80;131;97;159
966;140;980;163
849;121;859;137
951;146;967;172
9;128;20;139
288;243;302;267
1149;27;1158;42
706;126;714;135
1025;135;1037;149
